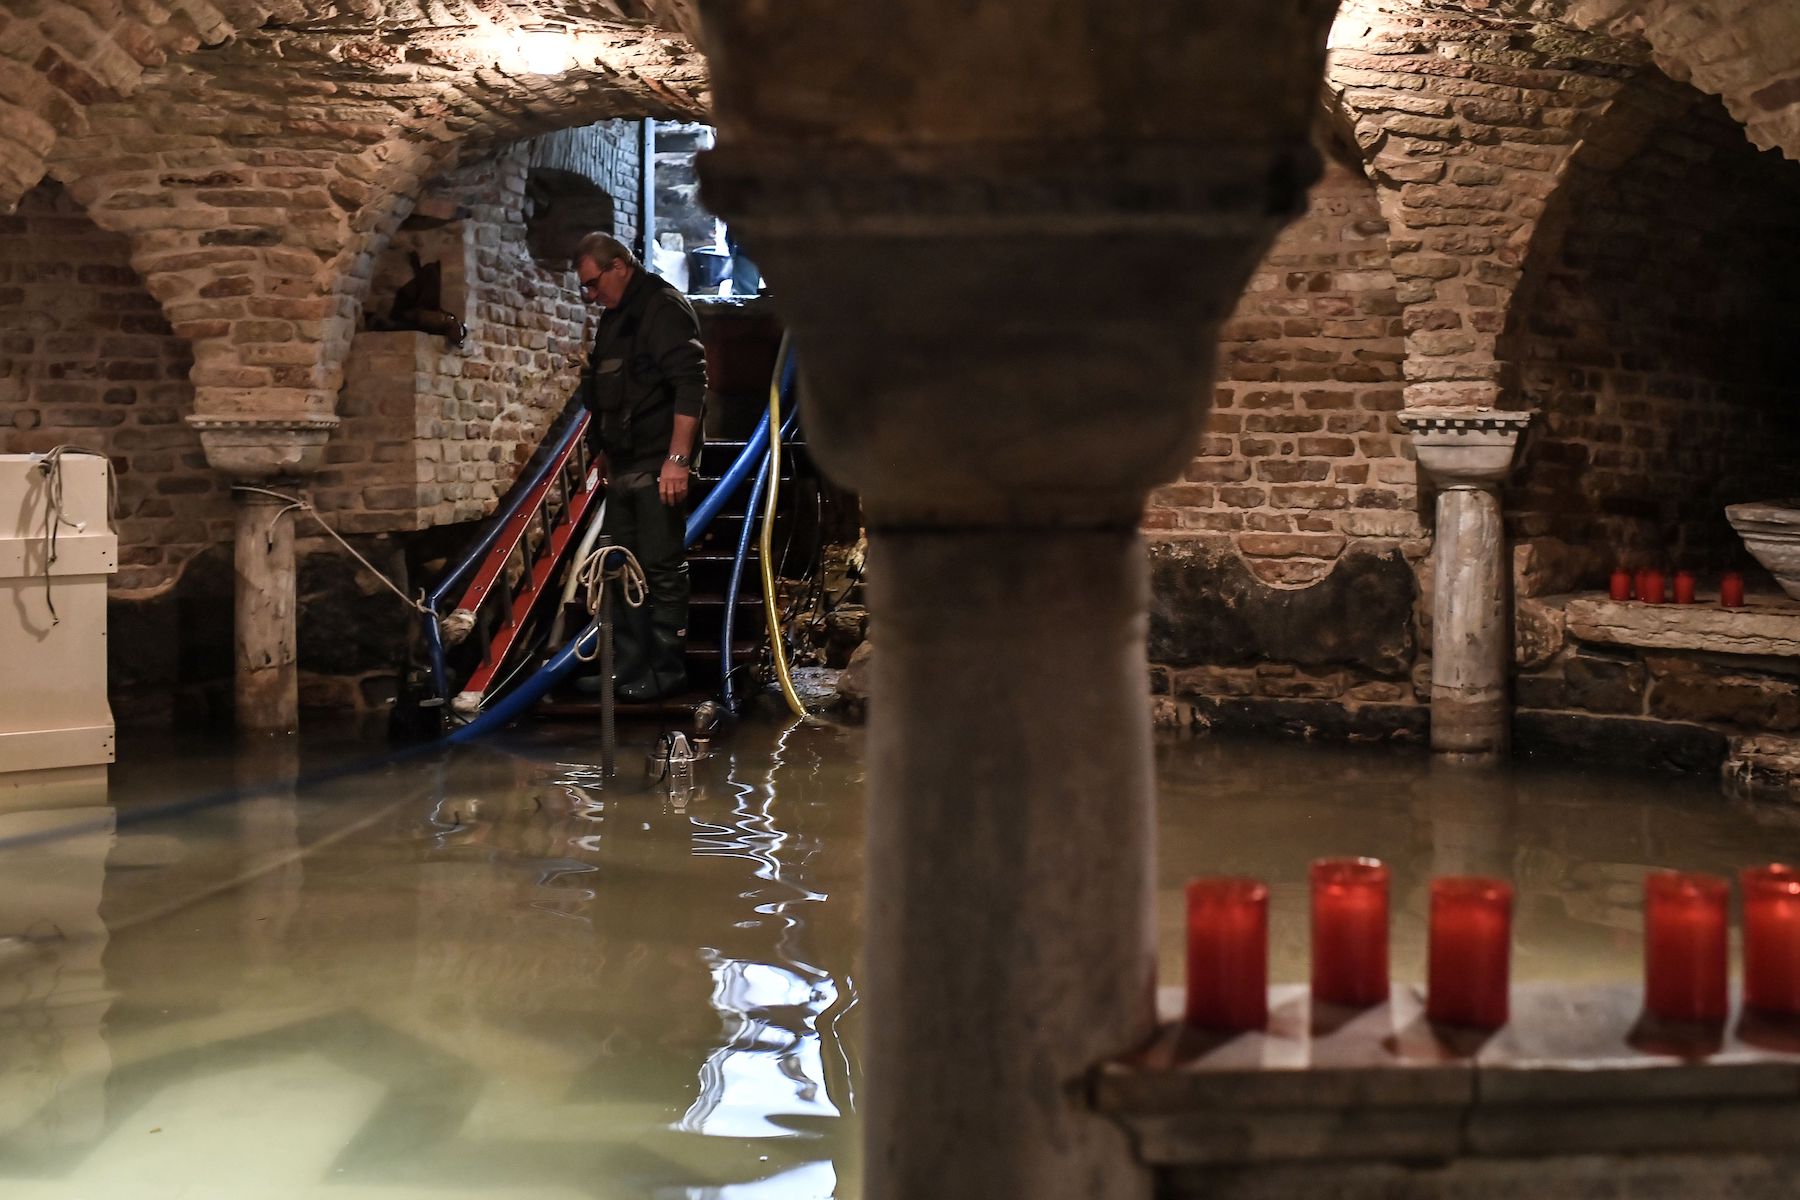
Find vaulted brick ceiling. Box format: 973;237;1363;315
0;0;705;212
6;0;1799;220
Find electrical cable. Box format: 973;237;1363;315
32;445;115;625
759;338;809;720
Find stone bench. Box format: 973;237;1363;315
1096;983;1800;1199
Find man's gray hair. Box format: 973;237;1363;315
572;232;638;271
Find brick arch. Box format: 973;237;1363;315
0;0;279;211
37;25;706;426
1405;0;1800;160
1495;69;1698;379
1326;5;1640;410
1499;78;1800;583
0;0;702;212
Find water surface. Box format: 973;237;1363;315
3;718;1795;1198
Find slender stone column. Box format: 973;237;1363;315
190;415;337;734
1400;410;1532;761
232;488;299;732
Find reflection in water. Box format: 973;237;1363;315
679;726;852;1145
0;781;114;1162
4;719;1800;1196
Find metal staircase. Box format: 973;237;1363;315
404;353;805;741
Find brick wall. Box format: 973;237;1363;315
325;123;640;534
1;125;644;721
0;180;225;594
1508;95;1800;583
1148;161;1417;564
527;119;644;255
1145;161;1428;737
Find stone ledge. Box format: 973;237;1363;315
1096;983;1800;1168
1564;594;1800;659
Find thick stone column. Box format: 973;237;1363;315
866;529;1156;1200
190;416;337;734
692;3;1342;1196
1400;410;1532;761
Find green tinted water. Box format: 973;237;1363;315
1;718;1793;1197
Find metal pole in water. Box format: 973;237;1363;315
599;588;616;778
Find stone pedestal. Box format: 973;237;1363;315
1401;410;1531;760
189;415;337;734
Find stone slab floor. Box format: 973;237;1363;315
2;714;1797;1198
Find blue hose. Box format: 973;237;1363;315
720;402;800;712
720;451;773;713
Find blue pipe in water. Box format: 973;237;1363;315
719;450;772;713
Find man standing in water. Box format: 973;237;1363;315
574;231;707;701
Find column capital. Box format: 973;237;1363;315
699;140;1320;530
186;415;339;482
700;139;1321;240
1399;407;1532;490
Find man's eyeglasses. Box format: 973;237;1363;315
579;261;614;294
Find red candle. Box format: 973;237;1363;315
1644;871;1729;1024
1427;876;1514;1029
1185;877;1269;1031
1633;568;1647;601
1609;568;1632;602
1742;864;1800;1018
1311;857;1389;1007
1640;568;1665;605
1721;570;1745;608
1673;570;1696;605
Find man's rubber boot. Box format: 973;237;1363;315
617;617;687;702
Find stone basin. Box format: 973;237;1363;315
1726;500;1800;600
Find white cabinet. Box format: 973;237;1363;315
0;453;118;779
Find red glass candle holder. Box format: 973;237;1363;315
1742;864;1800;1018
1639;568;1665;605
1673;570;1696;605
1721;571;1746;608
1427;876;1514;1029
1185;877;1269;1031
1311;857;1389;1008
1644;870;1729;1024
1609;568;1632;602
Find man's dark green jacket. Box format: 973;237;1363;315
582;267;707;477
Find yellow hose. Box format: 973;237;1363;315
761;334;808;719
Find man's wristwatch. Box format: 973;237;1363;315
666;452;691;468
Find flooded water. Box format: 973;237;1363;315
4;716;1799;1198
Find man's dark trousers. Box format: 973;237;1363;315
602;476;688;694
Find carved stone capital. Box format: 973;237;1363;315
700;140;1322;239
1399;408;1532;489
186;415;340;482
699;139;1323;529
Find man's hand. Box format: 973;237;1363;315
658;457;689;506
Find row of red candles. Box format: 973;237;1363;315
1186;859;1800;1032
1609;567;1745;607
